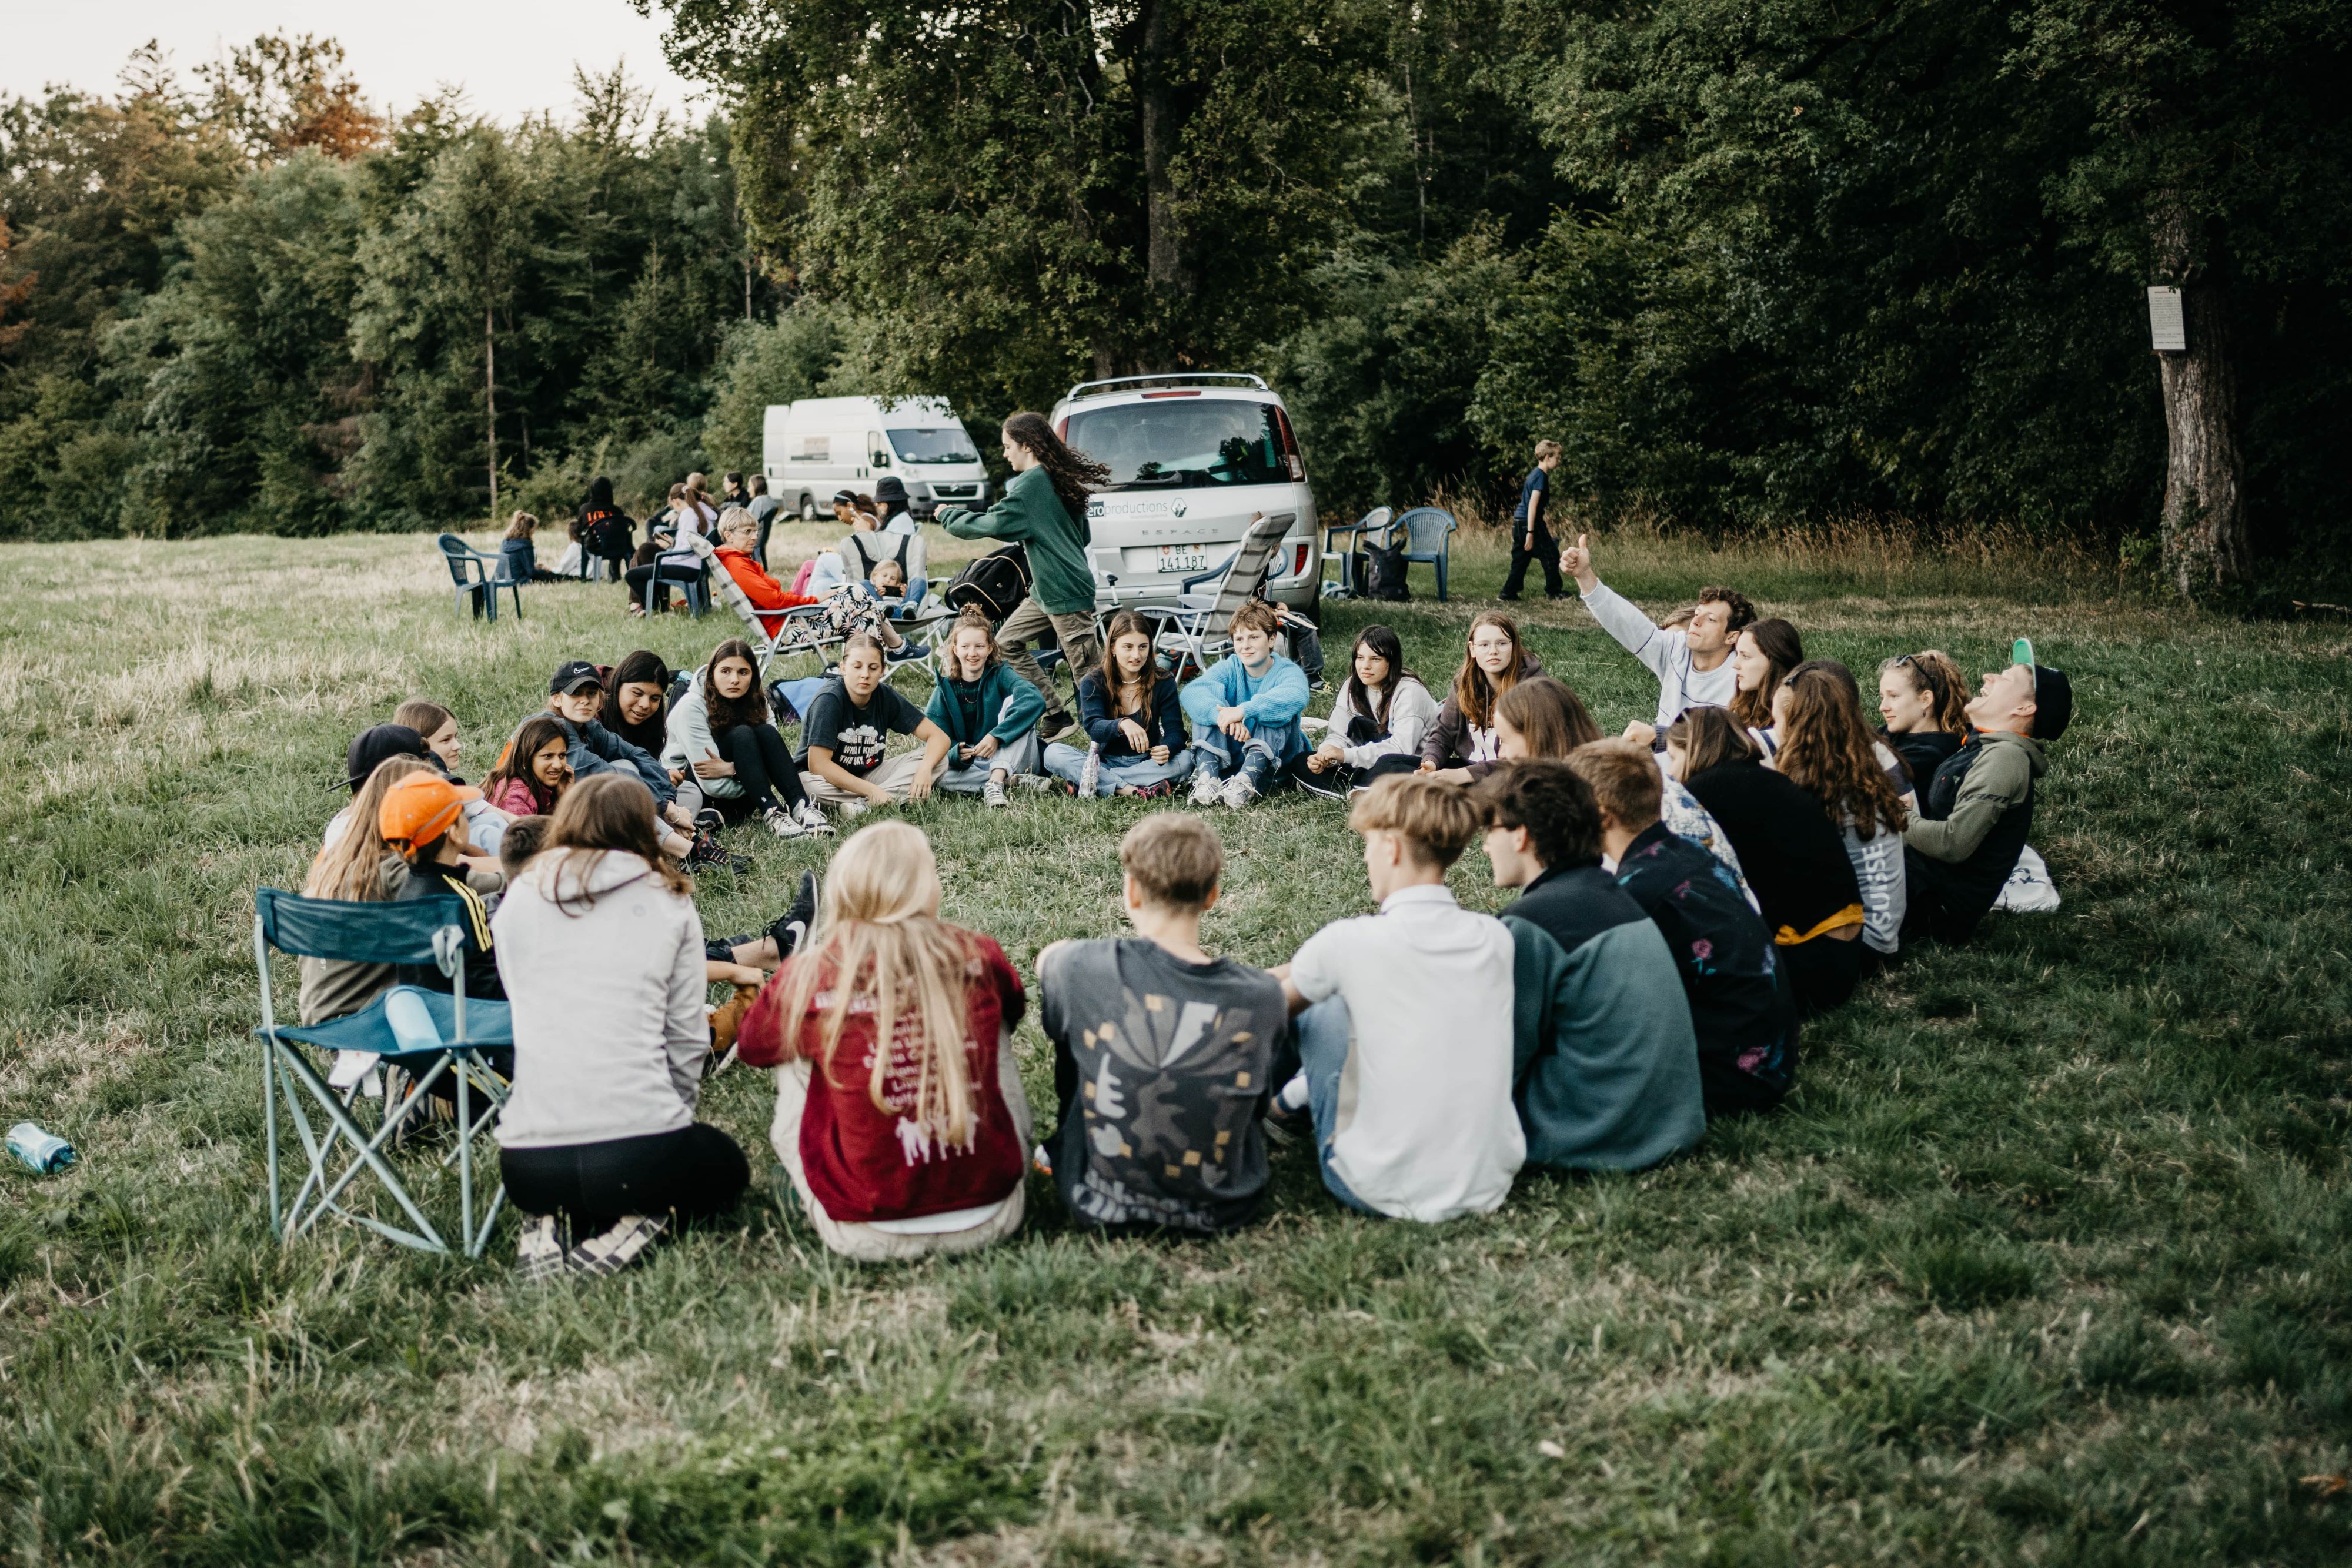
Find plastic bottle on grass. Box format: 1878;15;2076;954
7;1122;76;1175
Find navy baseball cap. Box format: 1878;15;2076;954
549;660;603;696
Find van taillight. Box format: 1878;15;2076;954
1272;404;1304;482
1292;542;1311;577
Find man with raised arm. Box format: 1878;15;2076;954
1562;533;1756;747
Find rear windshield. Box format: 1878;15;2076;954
887;427;979;464
1064;399;1291;489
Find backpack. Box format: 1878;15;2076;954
943;543;1033;621
1362;536;1412;602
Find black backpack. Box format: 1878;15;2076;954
1361;536;1412;602
943;543;1033;621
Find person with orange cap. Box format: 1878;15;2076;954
377;771;506;1003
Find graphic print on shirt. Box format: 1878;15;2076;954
818;987;983;1165
827;713;890;775
1070;989;1257;1228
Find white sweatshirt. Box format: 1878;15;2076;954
661;670;743;801
492;848;709;1148
1325;676;1441;770
1581;580;1739;728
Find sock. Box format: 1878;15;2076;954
1277;1074;1309;1112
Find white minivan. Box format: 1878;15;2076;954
1050;373;1321;612
762;396;990;519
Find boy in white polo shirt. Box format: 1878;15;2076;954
1272;774;1523;1221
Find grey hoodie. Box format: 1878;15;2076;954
1905;730;2046;864
492;848;709;1149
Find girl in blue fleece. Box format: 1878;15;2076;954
1181;600;1310;808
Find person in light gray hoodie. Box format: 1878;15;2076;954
492;773;748;1280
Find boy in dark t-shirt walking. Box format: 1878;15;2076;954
1500;439;1564;601
1039;814;1286;1233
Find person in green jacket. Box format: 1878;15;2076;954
936;411;1110;735
925;609;1049;807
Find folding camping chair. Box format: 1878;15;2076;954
1118;511;1299;680
251;888;513;1257
437;535;524;623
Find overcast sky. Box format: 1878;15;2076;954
2;1;706;125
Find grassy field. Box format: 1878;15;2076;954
1;522;2348;1566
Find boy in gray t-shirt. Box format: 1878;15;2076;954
1038;815;1285;1233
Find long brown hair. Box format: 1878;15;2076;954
1452;610;1526;731
540;773;691;914
701;638;769;730
392;700;454;743
1343;624;1419;731
1097;609;1158;717
1004;411;1111;524
772;822;984;1149
1666;705;1757;781
1730;618;1806;728
1880;649;1969;734
1775;663;1909;840
1495;676;1602;759
485;716;571;815
305;755;432;900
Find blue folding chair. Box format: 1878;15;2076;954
251;888;513;1256
1389;506;1460;602
437;535;525;623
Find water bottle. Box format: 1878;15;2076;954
1078;743;1102;798
6;1122;76;1175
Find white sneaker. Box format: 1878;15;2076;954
793;801;833;835
568;1213;668;1277
1015;772;1060;793
983;776;1010;808
1190;770;1224;805
761;805;807;840
516;1213;567;1283
1221;773;1259;809
1077;744;1102;798
838;798;868;819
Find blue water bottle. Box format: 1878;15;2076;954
6;1122;76;1175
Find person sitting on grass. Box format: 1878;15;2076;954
1181;599;1310;809
1409;610;1544;784
482;716;574;821
387;701;516;862
494;774;751;1282
926;609;1047;808
1268;774;1523;1222
663;639;830;840
734;821;1033;1262
1729;618;1806;754
1902;646;2072;947
1877;649;1970;787
1568;740;1796;1116
1046;610;1193;800
1772;663;1910;965
1472;761;1705;1171
500;511;564;583
1668;707;1866;1018
1486;676;1758;907
1563;531;1755;746
1289;624;1438;800
1038;813;1287;1233
796;633;953;815
535;660;695;835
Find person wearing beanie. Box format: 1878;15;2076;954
1901;644;2073;946
376;772;506;1002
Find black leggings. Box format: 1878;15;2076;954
1779;934;1864;1018
500;1124;748;1234
712;723;808;817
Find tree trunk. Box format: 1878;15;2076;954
1136;0;1192;369
485;304;499;520
2150;203;2247;596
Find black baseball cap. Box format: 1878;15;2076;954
344;724;428;793
2010;639;2072;741
549;659;603;696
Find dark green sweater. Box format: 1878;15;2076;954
937;464;1095;615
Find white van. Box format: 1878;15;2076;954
761;396;990;520
1049;373;1321;612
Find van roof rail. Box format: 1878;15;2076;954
1063;372;1269;401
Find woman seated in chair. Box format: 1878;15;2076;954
625;484;711;615
710;507;908;653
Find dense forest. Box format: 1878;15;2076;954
2;5;2346;594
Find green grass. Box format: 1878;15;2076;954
1;525;2348;1565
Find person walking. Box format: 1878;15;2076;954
1500;440;1565;602
936;412;1110;737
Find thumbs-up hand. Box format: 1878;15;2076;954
1563;532;1595;590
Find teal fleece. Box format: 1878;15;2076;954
924;663;1047;748
1179;654;1310;730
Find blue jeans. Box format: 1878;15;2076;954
939;724;1041;792
1043;741;1195;796
1292;998;1379;1215
1190;717;1305;777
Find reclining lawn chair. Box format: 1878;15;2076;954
251;888;513;1257
1120;511;1298;680
693;534;843;681
436;535;524;623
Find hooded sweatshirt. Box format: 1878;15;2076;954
492;848;709;1149
662;668;749;801
1902;729;2046;944
1324;676;1441;770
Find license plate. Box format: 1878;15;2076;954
1156;544;1212;573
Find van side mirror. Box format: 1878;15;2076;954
871;450;891;468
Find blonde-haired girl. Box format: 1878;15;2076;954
923;609;1046;807
736;821;1032;1261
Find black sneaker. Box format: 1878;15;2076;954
694;807;726;835
1497;592;1523;602
767;870;820;960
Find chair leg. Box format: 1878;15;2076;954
263;1037;281;1236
